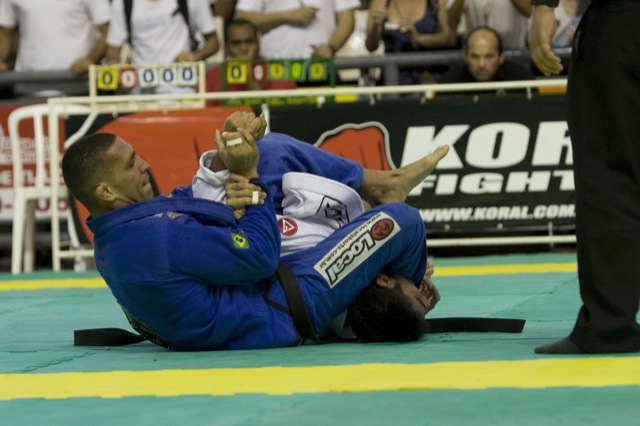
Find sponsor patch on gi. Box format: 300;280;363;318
313;212;400;288
316;196;349;227
232;231;250;249
279;217;299;237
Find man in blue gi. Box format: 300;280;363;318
62;117;448;350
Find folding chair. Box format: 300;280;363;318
9;103;96;274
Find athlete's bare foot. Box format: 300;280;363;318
361;145;450;205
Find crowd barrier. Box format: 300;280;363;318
0;48;572;96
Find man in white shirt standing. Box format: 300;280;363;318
105;0;219;93
0;0;110;73
0;0;110;95
234;0;360;60
447;0;531;50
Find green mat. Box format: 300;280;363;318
1;252;639;426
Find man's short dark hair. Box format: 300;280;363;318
62;133;117;211
463;25;504;54
225;18;259;41
347;285;429;343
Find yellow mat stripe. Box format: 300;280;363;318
0;263;577;291
437;262;577;276
0;277;106;291
0;357;637;400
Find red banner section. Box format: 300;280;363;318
268;95;575;234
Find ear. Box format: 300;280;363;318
374;273;395;289
95;182;117;203
499;53;505;65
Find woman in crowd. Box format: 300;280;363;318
365;0;456;84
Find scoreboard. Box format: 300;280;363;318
91;62;205;93
88;59;341;110
223;59;334;86
88;62;207;112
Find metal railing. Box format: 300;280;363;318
0;48;572;98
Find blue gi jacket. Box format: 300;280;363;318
87;180;297;350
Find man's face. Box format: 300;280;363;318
104;137;154;205
226;25;259;60
464;30;504;82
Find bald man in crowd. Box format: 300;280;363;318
440;25;535;84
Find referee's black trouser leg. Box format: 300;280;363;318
567;0;640;352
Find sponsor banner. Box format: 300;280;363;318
314;212;400;288
268;95;575;233
0;103;69;222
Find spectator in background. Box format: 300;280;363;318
0;25;17;98
234;0;359;60
365;0;457;84
439;26;534;86
447;0;531;51
0;0;109;74
551;0;581;48
205;19;296;103
105;0;220;93
0;0;110;96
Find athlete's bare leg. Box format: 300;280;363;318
222;111;450;204
361;145;450;205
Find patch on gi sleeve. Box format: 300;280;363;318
232;231;250;249
313;212;400;288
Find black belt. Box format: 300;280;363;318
75;264;526;347
276;262;323;343
74;317;525;346
425;317;525;333
75;327;145;346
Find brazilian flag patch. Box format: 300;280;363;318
232;231;250;249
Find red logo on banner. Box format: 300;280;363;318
371;218;395;240
315;123;396;171
278;217;298;237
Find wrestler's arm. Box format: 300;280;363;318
167;190;281;285
222;111;450;206
172;129;281;283
202;111;267;174
192;127;267;217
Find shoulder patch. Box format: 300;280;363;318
278;217;299;237
232;231;250;249
313;212;400;288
